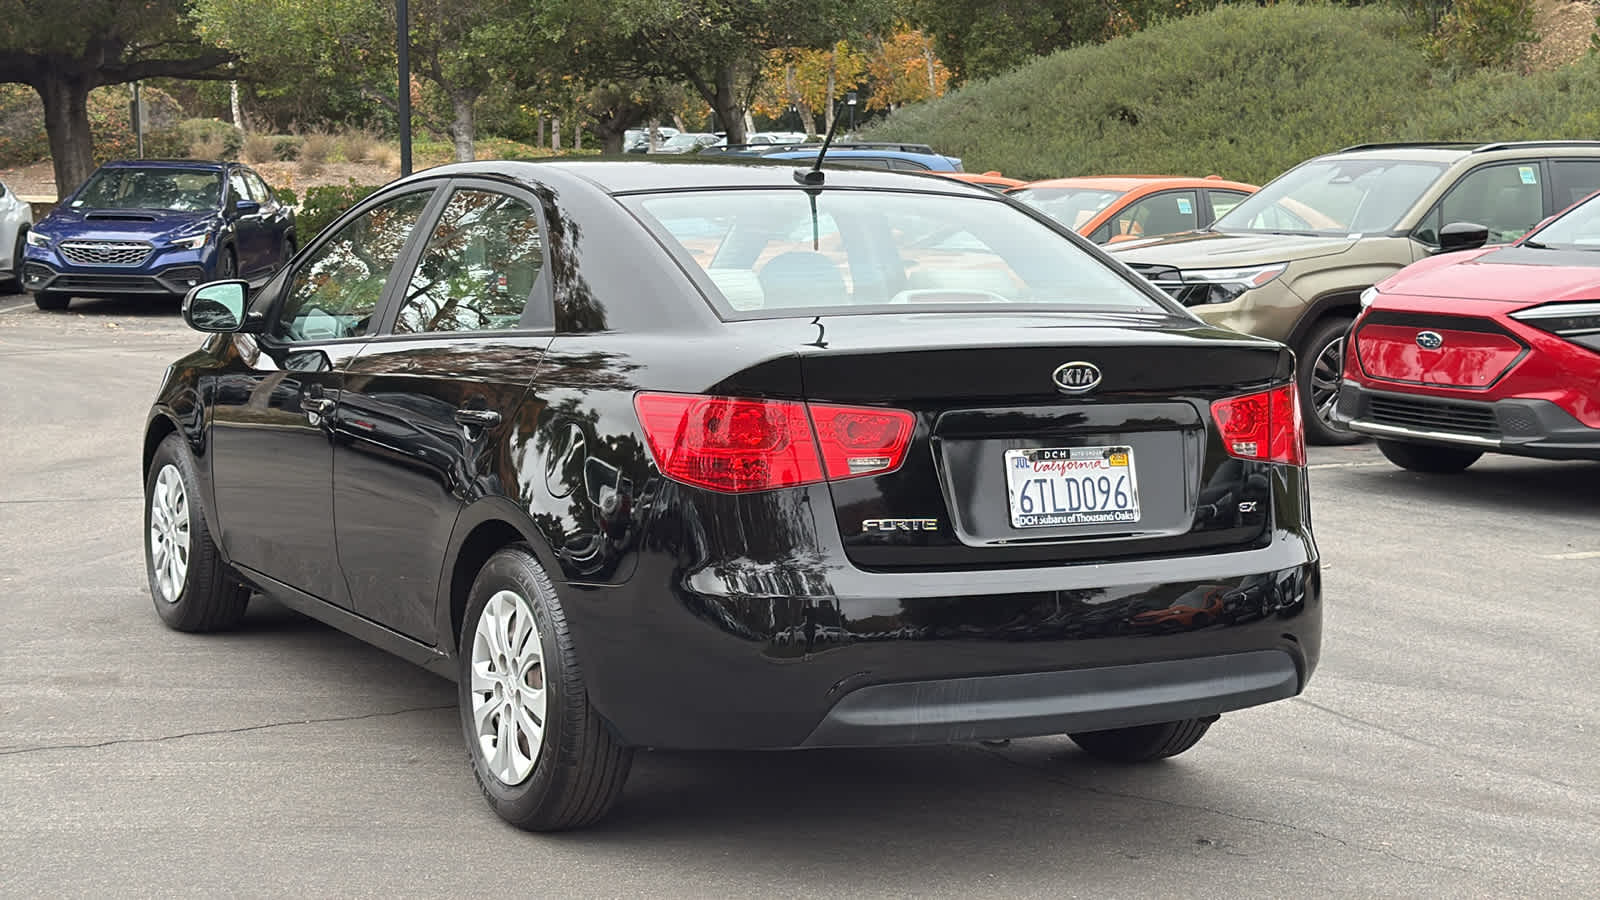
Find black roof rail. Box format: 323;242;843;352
1471;140;1600;152
1337;142;1480;153
828;141;939;154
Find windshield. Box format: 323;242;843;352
1010;187;1124;230
71;167;223;212
1215;159;1447;235
1528;193;1600;250
625;189;1169;317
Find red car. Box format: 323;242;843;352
1334;196;1600;472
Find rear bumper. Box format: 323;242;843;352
802;649;1298;747
1335;381;1600;460
561;535;1320;750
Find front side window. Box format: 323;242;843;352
626;189;1168;317
393;189;543;334
1110;191;1199;242
71;167;223;212
1422;162;1545;246
228;170;253;207
272;190;433;342
245;171;273;205
1216;158;1447;236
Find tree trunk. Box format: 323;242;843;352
37;72;96;198
574;127;581;151
537;116;545;146
230;80;243;129
551;117;560;152
671;112;686;133
648;119;662;151
711;65;746;144
447;90;477;162
824;51;837;134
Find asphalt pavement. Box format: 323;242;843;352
1;293;1596;898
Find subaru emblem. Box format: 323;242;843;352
1416;330;1444;350
1052;361;1102;394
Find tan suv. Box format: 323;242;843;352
1110;141;1600;443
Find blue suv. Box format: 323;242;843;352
23;160;296;311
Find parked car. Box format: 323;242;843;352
1110;141;1600;445
933;171;1028;191
1333;189;1600;471
762;145;963;172
0;177;34;292
142;159;1320;831
1010;175;1257;243
23;159;296;311
654;132;719;154
623;126;679;153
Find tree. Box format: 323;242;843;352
0;1;234;193
862;26;951;112
572;0;895;144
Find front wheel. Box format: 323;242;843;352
1069;718;1215;762
215;246;237;280
458;546;632;831
144;434;250;631
1377;439;1482;473
33;290;69;311
4;229;25;292
1297;316;1363;446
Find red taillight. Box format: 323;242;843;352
1210;384;1304;466
808;403;915;480
633;393;915;493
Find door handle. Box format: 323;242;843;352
303;397;335;416
454;408;502;428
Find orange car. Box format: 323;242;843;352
1009;175;1258;244
931;170;1028;191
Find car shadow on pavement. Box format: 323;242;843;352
40;295;183;318
1351;458;1600;519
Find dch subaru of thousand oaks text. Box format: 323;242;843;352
142;158;1321;831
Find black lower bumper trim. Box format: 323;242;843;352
1336;382;1600;460
800;649;1299;748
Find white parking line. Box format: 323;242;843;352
1538;551;1600;560
1307;461;1389;470
0;298;33;314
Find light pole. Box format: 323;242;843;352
398;0;412;176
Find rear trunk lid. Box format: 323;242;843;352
793;312;1293;570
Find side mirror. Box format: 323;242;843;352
183;280;250;333
234;199;261;216
1438;221;1489;254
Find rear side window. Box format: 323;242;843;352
1550;160;1600;210
626;189;1166;316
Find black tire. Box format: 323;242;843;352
144;434;250;632
1069;717;1215;763
1377;439;1482;473
458;545;632;831
216;246;237;279
4;228;25;293
33;290;69;311
1297;315;1363;446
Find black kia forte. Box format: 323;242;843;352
142;159;1321;831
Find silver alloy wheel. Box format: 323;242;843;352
148;464;191;603
1310;335;1346;428
470;589;548;786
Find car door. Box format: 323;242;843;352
244;169;292;271
330;181;552;643
225;167;267;275
1411;159;1546;253
1106;190;1200;242
208;186;440;607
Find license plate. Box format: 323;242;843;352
1004;446;1140;528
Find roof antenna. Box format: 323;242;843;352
794;91;856;186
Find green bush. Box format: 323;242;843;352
297;180;380;239
270;134;302;161
1427;0;1538;70
864;3;1600;185
273;186;298;208
177;118;244;160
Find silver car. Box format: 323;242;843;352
0;179;34;292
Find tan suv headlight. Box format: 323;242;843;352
1175;263;1288;306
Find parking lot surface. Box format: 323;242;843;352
2;293;1596;898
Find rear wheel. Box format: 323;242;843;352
4;228;25;292
1298;315;1362;446
1069;718;1215;763
1377;439;1482;473
458;546;632;831
33;291;69;311
144;434;251;632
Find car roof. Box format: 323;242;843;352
100;159;231;171
1016;175;1257;193
763;148;954;164
421;159;997;198
935;171;1027;188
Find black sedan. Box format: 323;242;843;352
143;160;1321;831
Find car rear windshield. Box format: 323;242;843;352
1010;187;1124;230
1215;158;1446;236
1528;193;1600;250
625;188;1167;317
71;167;222;213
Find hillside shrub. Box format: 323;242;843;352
241;132;275;163
297;180;380;239
1427;0;1538;70
177;118;243;160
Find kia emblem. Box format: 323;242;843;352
1416;330;1444;350
1052;361;1103;394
